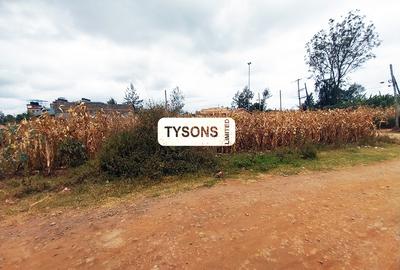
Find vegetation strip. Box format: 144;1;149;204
1;142;399;217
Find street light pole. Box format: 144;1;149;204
247;62;251;91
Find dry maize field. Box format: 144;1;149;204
225;107;394;152
0;105;137;176
0;106;395;176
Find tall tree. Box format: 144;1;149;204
124;83;143;111
306;10;381;107
169;87;185;113
232;86;254;110
315;78;339;107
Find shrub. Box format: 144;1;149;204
57;138;88;168
275;147;297;162
383;116;396;129
99;106;217;178
299;143;318;159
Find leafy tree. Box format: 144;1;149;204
15;113;30;123
343;83;366;101
364;94;395;108
0;113;31;124
124;83;143;111
169;87;185;113
0;111;4;124
302;93;316;110
4;114;15;124
315;79;338;107
250;88;272;111
338;93;394;109
232;86;254;110
260;88;272;110
316;82;395;109
306;10;381;107
107;97;117;105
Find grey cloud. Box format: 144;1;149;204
43;0;335;53
0;0;399;115
51;0;219;46
0;76;19;88
0;1;74;40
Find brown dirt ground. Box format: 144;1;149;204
1;160;400;270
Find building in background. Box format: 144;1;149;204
196;107;232;116
26;100;55;117
50;97;132;117
26;101;42;116
26;98;132;117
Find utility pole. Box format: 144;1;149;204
279;90;282;111
304;82;309;110
247;62;251;92
304;83;309;98
164;89;168;110
296;78;301;108
390;64;400;129
294;78;309;109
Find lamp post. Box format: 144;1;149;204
247;62;251;91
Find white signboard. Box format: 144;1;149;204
158;117;236;146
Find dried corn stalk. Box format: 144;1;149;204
0;106;394;175
0;104;136;175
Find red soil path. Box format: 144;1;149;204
1;160;400;269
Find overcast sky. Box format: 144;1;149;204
0;0;399;114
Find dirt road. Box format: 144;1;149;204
1;160;400;269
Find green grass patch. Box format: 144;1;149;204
221;144;400;176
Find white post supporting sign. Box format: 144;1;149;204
158;117;236;146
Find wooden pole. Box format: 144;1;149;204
164;89;168;110
304;82;309;98
390;64;400;129
296;79;301;108
279;90;282;111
